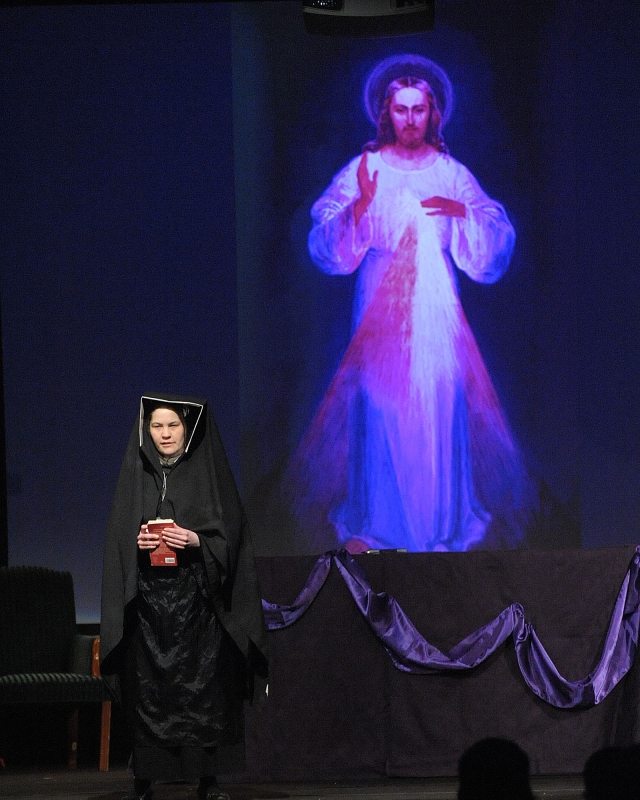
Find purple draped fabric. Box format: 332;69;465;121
261;548;640;709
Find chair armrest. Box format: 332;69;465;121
70;634;98;675
92;636;101;677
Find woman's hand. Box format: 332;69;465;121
421;196;466;218
354;152;378;227
159;523;200;549
137;524;160;551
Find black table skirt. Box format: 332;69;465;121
237;546;640;780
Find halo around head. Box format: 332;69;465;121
364;54;454;128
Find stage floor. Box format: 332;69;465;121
0;768;583;800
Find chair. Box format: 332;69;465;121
0;565;111;770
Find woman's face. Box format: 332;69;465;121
149;407;186;458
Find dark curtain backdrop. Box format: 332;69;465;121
1;1;640;619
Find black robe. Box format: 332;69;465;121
100;393;268;779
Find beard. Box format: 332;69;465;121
396;127;427;149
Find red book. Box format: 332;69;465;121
147;519;178;567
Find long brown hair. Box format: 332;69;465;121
364;77;448;154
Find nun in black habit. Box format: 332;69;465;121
101;393;268;800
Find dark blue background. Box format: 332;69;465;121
0;4;238;619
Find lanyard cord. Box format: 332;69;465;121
156;468;169;519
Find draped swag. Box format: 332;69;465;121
262;548;640;709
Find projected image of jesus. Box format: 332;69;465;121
290;54;532;554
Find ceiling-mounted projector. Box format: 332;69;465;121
302;0;435;37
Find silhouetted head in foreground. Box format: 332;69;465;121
583;745;640;800
458;738;534;800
